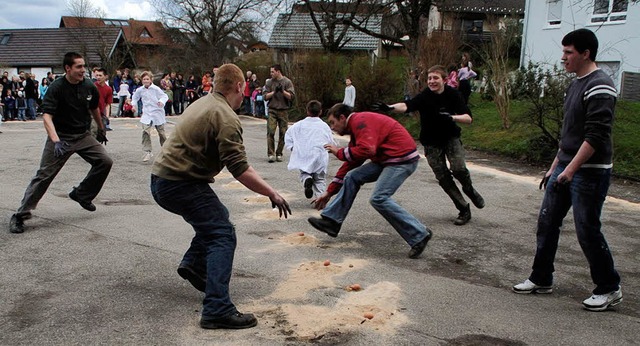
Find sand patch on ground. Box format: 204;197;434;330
215;171;233;180
280;232;321;246
248;259;406;341
243;195;271;204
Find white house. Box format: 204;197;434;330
520;0;640;100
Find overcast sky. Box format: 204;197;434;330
0;0;158;29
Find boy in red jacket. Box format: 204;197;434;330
308;103;432;258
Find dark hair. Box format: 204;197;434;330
562;28;598;61
327;103;352;119
63;52;83;69
306;100;322;117
96;67;107;74
271;64;282;72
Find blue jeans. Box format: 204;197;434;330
529;164;620;294
27;98;37;119
321;160;428;247
150;175;238;318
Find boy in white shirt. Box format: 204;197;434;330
285;100;336;199
132;71;169;162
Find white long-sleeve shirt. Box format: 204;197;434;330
343;85;356;107
132;84;168;125
285;117;336;174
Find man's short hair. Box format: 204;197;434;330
95;67;107;74
562;28;598;61
63;52;84;69
213;64;244;93
271;64;282;72
327;103;351;119
427;65;447;79
306;100;322;117
140;71;153;80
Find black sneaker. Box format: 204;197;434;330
69;189;96;212
308;216;341;237
304;178;313;199
408;230;433;259
9;214;25;234
200;311;258;329
177;263;206;292
453;205;471;226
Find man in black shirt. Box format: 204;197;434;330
373;65;485;226
9;52;112;234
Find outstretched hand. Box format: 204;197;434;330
312;193;331;210
270;192;292;219
371;102;392;112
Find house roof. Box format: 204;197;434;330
268;13;381;50
436;0;525;14
60;16;173;46
0;27;123;67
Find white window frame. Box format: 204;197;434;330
546;0;563;27
590;0;628;24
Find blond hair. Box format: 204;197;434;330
140;71;153;80
213;64;244;93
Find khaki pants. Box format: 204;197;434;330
267;109;289;157
142;122;166;152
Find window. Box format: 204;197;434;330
547;0;562;26
140;29;152;38
0;33;10;45
591;0;628;23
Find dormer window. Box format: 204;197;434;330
140;28;152;38
0;33;10;45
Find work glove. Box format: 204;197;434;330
439;111;454;122
275;85;283;93
96;129;108;145
371;102;392;112
539;175;550;190
54;141;70;158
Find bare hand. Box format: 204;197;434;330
324;144;339;156
312;193;331;210
157;102;163;107
270;192;292;219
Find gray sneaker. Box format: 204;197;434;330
268;156;275;163
582;288;622;311
9;214;25;234
512;279;553;294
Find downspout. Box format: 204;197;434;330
520;0;532;68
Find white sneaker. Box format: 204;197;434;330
512;279;553;294
276;155;283;162
582;288;622;311
142;152;153;162
268;156;275;163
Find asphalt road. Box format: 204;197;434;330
1;114;638;345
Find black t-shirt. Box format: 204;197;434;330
41;76;99;135
405;85;471;147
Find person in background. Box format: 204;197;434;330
264;64;295;163
201;72;212;95
446;65;459;89
132;71;168;163
117;80;131;117
458;59;477;105
512;28;622;312
343;77;356;108
150;63;291;330
93;68;113;133
39;78;49;101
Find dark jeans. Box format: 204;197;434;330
529;164;620;294
459;79;471;104
150;175;238;318
16;133;113;216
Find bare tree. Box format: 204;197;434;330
479;15;521;129
66;0;106;24
153;0;283;64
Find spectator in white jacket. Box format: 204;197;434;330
132;71;168;162
343;77;356;108
285;100;336;199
